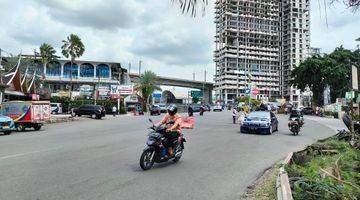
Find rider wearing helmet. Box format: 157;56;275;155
156;104;183;157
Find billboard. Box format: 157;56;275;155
111;85;133;95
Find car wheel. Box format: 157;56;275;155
33;124;42;131
91;114;96;119
16;124;25;132
96;115;102;119
3;131;11;135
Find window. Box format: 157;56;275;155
80;63;94;78
63;62;78;78
46;61;61;76
96;64;110;78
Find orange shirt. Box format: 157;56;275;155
159;114;183;133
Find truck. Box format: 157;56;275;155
0;101;51;131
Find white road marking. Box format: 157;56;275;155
0;148;58;160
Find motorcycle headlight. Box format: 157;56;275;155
146;140;155;145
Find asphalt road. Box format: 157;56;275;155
0;111;337;200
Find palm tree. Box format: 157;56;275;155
134;71;161;112
39;43;57;65
61;34;85;99
39;43;57;76
173;0;208;16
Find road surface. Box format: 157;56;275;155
0;111;338;200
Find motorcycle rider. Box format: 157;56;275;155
155;104;182;158
288;109;303;127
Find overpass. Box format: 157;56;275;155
129;73;214;103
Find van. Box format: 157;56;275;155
50;103;62;114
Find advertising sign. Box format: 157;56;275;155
111;85;133;95
80;85;93;96
98;86;110;96
352;65;358;90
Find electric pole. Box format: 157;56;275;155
138;60;142;75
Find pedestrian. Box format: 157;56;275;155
285;107;288;115
188;105;194;117
232;107;237;124
112;106;117;117
237;108;246;125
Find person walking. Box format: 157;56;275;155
232;107;238;124
188;105;194;117
112;106;117;117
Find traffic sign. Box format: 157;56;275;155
190;90;203;98
252;87;260;96
345;91;355;100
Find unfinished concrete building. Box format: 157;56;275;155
214;0;310;106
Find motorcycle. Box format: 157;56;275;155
288;117;300;135
139;119;186;170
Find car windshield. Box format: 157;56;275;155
247;112;269;120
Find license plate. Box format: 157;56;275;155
250;127;257;131
3;126;9;129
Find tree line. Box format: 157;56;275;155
291;43;360;106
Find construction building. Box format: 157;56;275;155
214;0;310;107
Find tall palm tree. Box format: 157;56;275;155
61;34;85;99
39;43;57;76
173;0;208;16
134;71;161;112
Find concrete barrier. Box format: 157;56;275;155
276;152;294;200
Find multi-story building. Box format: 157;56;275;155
280;0;310;107
214;0;310;107
43;59;128;96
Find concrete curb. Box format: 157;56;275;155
276;152;294;200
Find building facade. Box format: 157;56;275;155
214;0;310;106
43;59;129;98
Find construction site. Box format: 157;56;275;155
214;0;310;107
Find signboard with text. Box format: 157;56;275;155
111;85;133;95
190;90;203;98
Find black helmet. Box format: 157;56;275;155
167;104;178;116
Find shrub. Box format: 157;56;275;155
50;97;127;114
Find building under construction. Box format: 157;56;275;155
214;0;310;107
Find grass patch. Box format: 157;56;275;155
241;164;279;200
286;139;360;200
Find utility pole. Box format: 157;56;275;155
193;71;195;81
128;62;131;74
138;60;142;75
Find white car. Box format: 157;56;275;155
50;103;62;114
213;105;223;112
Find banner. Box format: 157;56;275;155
111;85;133;95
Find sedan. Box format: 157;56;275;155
240;111;278;134
301;107;314;115
0;115;16;135
150;105;161;116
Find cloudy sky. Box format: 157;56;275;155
0;0;359;84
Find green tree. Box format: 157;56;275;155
291;55;327;106
39;43;57;67
61;34;85;99
134;71;161;112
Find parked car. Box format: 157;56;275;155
213;104;223;112
50;103;62;114
301;107;314;115
0;115;16;135
150;105;161;116
72;105;106;119
158;104;168;113
240;111;278;134
204;104;211;112
191;104;202;112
